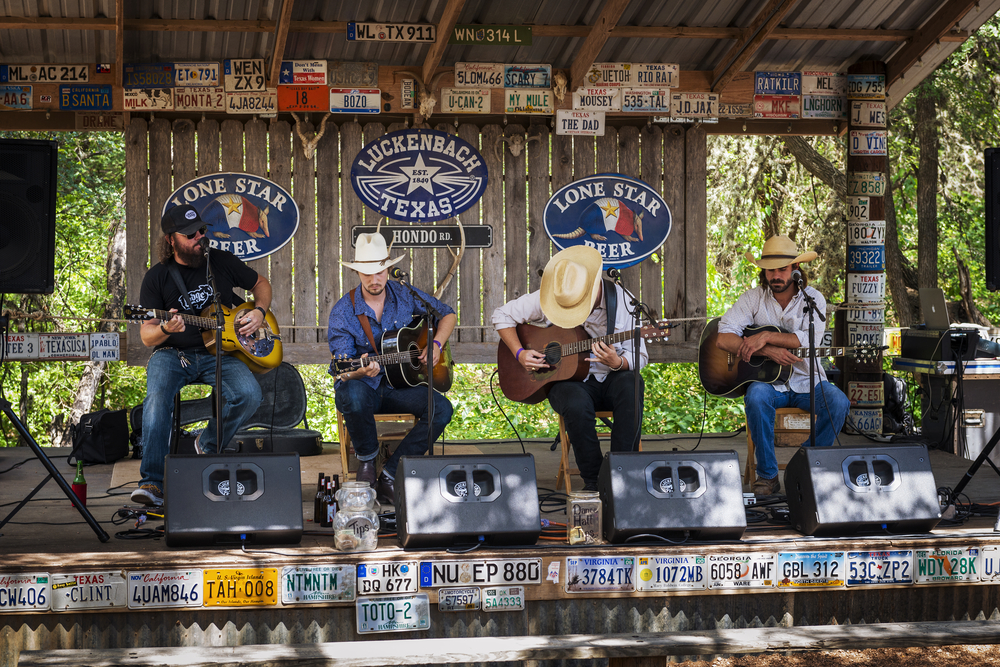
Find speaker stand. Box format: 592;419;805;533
0;396;110;542
945;421;1000;531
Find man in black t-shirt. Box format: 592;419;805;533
130;204;272;507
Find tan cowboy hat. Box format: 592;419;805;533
745;234;817;270
540;246;604;328
341;232;405;275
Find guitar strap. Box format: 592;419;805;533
166;261;198;315
349;289;380;352
603;280;616;337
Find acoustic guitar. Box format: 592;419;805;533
123;301;282;374
332;318;454;392
497;321;670;404
697;317;880;398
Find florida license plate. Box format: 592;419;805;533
203;568;278;606
356;594;431;633
847;550;912;586
565;556;634;593
915;548;979;583
357;561;419;596
438;586;480;611
636;555;707;591
281;565;355;604
482;585;525;612
777;552;845;588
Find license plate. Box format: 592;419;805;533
224;59;266;91
174;62;220;87
440;88;491;114
846;324;884;349
718;102;754;118
801;95;846;119
173;87;226;111
777;552;845;588
846;408;883;434
454;63;504;88
801;71;845;96
754;71;801;96
753;94;799;118
124;88;174;111
848;171;885;197
847;272;886;302
847;551;912;586
633;63;679;88
358;561;419;596
226;90;277;115
565;556;634;593
504;88;553;114
38;333;89;360
572;88;621;111
621;88;670;113
277;85;329;112
851;101;887;127
203;568;278;606
847;245;885;271
438;587;480;611
708;553;776;589
671;92;718;118
2;64;88;83
848;220;885;245
123;63;173;88
848;196;870;221
348;22;437;43
279;60;326;85
504;64;551;88
356;594;431;633
584;62;632;87
636;555;707;591
281;565;356;604
915;548;979;583
845;306;885;324
0;573;49;611
556;109;606;137
848;73;886;100
330;87;380;113
128;570;202;609
329;61;378;87
60;85;112;111
0;85;31;110
419;558;542;587
51;571;128;611
979;547;1000;582
4;332;38;359
483;585;525;612
850;130;887;156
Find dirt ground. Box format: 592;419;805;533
679;645;1000;666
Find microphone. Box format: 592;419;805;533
200;237;210;256
605;267;622;281
388;266;408;280
791;269;804;288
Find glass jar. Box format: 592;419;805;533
566;490;602;545
334;480;379;552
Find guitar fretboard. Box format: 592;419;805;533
146;308;216;330
561;330;637;357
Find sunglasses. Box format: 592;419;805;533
181;226;207;239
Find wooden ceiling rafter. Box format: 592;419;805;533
569;0;632;92
711;0;800;93
422;0;466;86
885;0;981;87
268;0;296;89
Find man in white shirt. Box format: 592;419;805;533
492;246;648;491
716;235;850;496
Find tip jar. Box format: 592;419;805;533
334;480;380;552
567;490;602;545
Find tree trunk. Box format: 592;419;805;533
916;87;939;288
884;154;916;326
781;136;847;201
954;246;993;327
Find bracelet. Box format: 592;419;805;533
433;340;442;350
255;306;266;317
515;347;524;361
160;323;170;336
610;356;626;371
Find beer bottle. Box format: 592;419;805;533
313;472;325;522
327;474;340;525
72;460;87;506
320;477;333;528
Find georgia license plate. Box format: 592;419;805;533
281;565;356;604
51;571;128;611
847;220;886;245
356;594;431;633
847;550;912;586
565;556;634;593
438;586;480;611
482;585;525;612
708;553;776;589
0;573;49;611
915;548;980;583
636;555;707;591
203;568;278;606
128;570;202;609
777;552;845;588
357;561;419;596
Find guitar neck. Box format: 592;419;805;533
149;308;217;330
561;329;637;357
360;349;414;368
791;346;851;358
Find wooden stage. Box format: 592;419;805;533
3;432;1000;666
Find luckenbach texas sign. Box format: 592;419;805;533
351;128;489;223
543;173;671;269
163;173;299;261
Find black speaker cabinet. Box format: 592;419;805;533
0;138;57;294
395;454;541;548
598;450;747;543
784;445;941;536
164;453;303;547
986;147;1000;291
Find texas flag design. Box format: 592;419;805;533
202;194;270;238
552;197;643;243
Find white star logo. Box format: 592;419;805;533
399;154;440;195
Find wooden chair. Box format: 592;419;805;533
744;407;813;484
337;411;417;480
556;411;641;494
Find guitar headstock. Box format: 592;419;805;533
640;320;672;343
122;303;155;322
332;354;361;373
852;345;886;363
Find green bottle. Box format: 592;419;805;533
71;460;87;506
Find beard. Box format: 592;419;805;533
362;282;385;297
174;239;206;268
769;278;791;293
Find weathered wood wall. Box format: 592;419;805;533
125;118;706;367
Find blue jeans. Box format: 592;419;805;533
140;348;262;492
335;377;453;477
744;381;850;480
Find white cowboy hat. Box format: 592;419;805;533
745;234;818;270
539;246;604;328
341;232;405;275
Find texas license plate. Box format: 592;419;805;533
438;587;480;611
708;553;776;589
847;550;912;586
0;573;49;611
203;568;278;606
847;272;886;302
51;571;128;610
777;552;845;588
356;594;431;633
565;556;634;592
128;570;202;609
357;561;419;596
915;548;979;583
636;555;707;591
281;565;356;604
482;585;525;612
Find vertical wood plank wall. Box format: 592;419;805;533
125;119;706;366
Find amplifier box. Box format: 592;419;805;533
900;328;979;362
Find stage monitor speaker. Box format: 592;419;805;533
598;450;746;543
784;444;941;536
395;454;541;548
163;452;303;547
0;138;57;294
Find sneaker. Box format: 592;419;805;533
582;480;599;492
131;484;164;507
752;476;781;496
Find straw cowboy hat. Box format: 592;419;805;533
540;246;604;328
745;235;817;270
341;232;405;275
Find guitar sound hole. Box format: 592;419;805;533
407;343;422;370
542;342;562;367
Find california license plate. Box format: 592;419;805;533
847;550;912;586
0;573;49;611
420;558;542;588
438;586;480;611
777;552;845;588
358;561;419;596
636;555;707;591
356;594;431;633
565;556;634;593
915;548;980;583
454;63;504;88
281;565;356;604
848;196;870;221
708;553;776;589
51;571;128;611
483;585;525;612
203;568;278;606
128;570;202;609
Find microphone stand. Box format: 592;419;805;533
797;276;825;448
607;271;652;451
204;244;225;452
393;272;442;456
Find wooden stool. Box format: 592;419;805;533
337;411;416;480
744;407;813;484
556;411;641;494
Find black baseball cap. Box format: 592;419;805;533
161;204;205;235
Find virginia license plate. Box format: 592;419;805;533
330;87;380;113
847;550;912;585
483;585;525;611
174;62;220;87
438;586;480;611
419;558;542;588
128;570;202;609
358;561;419;596
708;553;776;589
281;565;356;604
356;594;431;633
0;573;49;611
51;571;128;611
848;220;885;245
636;555;707;591
777;552;845;588
565;556;634;593
203;568;278;606
915;548;980;583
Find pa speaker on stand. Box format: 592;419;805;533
0;138;57;294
